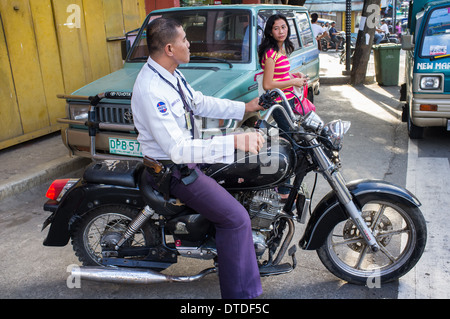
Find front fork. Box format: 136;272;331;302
311;139;380;252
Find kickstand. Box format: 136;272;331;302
288;245;297;269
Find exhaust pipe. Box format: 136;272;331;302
72;266;216;284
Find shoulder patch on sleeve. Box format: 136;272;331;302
156;101;169;116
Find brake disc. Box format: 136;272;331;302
343;211;393;253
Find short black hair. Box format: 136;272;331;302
146;18;182;55
311;13;318;23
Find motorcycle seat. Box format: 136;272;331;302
83;160;143;188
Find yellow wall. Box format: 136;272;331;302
0;0;146;150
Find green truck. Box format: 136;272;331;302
57;4;320;159
401;0;450;139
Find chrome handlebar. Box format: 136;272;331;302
257;88;300;132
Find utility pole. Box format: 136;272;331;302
344;0;352;74
392;0;397;34
351;0;381;85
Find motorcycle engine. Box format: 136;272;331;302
248;190;283;229
246;190;284;257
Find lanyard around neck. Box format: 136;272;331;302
147;63;193;104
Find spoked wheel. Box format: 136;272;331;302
71;205;160;266
317;198;427;285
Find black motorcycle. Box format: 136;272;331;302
339;34;357;65
42;89;427;286
320;32;344;51
379;32;399;44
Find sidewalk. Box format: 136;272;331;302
318;50;375;84
0;132;90;201
0;51;376;200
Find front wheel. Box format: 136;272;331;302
317;198;427;285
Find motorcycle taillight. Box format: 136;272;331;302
46;179;77;201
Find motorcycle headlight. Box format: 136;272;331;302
322;120;351;150
302;111;324;133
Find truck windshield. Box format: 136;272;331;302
128;9;252;63
420;6;450;57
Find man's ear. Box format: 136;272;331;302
165;43;173;56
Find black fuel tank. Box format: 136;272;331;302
205;137;295;191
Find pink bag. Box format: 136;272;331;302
293;84;316;115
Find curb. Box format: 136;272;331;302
320;75;376;85
0;156;91;201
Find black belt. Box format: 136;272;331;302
159;160;174;166
153;160;199;186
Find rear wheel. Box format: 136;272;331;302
407;105;424;139
317;198;427;285
71;205;161;266
320;39;328;52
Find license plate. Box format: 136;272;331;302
109;138;142;157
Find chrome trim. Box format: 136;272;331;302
72;266;217;284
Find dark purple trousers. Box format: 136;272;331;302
168;166;262;299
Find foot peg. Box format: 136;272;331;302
259;245;297;277
259;263;293;277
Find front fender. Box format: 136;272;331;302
43;182;144;247
299;179;421;251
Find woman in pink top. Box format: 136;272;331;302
258;14;308;112
258;14;309;200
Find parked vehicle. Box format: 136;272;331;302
42;89;427;287
400;0;450;139
339;33;357;65
57;4;320;160
379;32;399;44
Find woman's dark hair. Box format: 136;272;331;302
258;14;294;66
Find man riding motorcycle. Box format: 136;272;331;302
329;22;343;50
131;17;264;299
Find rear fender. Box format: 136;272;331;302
43;182;144;247
299;179;421;251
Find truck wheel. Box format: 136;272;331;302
307;87;314;103
407;109;424;139
401;104;408;122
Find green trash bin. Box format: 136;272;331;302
373;44;401;86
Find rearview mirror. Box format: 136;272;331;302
402;35;414;50
121;39;129;60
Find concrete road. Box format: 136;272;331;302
1;83;449;300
